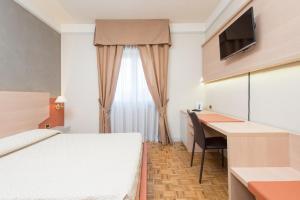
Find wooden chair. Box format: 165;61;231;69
187;110;227;183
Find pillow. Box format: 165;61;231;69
0;129;60;157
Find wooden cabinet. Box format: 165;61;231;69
180;111;202;152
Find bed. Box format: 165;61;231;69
0;129;144;200
0;91;147;200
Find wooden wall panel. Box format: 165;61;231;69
0;91;49;138
202;0;300;82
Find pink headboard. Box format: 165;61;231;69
0;91;49;139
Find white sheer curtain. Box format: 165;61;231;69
111;46;159;142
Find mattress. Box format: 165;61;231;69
0;131;143;200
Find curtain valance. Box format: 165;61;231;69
94;19;171;46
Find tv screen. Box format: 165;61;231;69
219;7;256;60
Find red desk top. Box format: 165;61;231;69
198;113;243;124
248;181;300;200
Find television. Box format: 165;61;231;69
219;7;256;60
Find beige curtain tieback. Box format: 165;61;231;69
159;99;169;117
98;100;111;116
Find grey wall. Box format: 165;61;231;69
0;0;61;97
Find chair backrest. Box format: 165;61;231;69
187;110;206;148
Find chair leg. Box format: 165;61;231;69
199;149;206;184
190;140;196;167
221;149;225;168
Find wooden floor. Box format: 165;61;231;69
147;143;228;200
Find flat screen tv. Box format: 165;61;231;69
219;7;256;60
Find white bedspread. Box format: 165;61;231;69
0;129;59;157
0;132;142;200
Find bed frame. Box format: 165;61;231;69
139;143;147;200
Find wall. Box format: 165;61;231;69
168;33;205;141
250;63;300;133
61;32;205;140
61;33;99;133
204;75;248;119
205;63;300;133
204;0;300;134
205;0;250;40
0;0;61;97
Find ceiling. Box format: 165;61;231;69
14;0;230;32
57;0;220;23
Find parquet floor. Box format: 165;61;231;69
147;143;228;200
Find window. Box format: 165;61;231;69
111;46;158;141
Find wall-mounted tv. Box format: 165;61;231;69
219;7;256;60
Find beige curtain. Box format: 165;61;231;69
94;19;171;46
94;19;172;142
96;45;124;133
139;44;172;144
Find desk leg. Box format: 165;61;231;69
230;173;255;200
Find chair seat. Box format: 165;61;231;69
206;137;227;149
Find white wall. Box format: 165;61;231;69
61;32;205;140
204;75;248;119
250;63;300;133
61;33;99;133
168;33;205;141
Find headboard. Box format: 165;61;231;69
0;91;49;138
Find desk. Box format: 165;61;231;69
207;121;289;167
180;110;294;200
198;113;243;124
207;121;287;136
230;167;300;200
199;112;290;200
231;167;300;187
